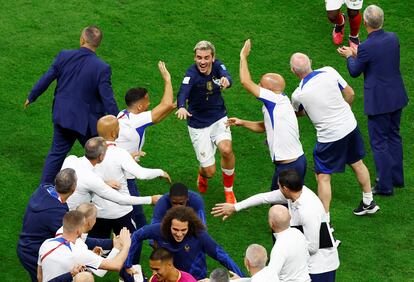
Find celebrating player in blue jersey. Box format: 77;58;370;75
176;41;236;204
124;206;244;280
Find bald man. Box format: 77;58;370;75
290;52;379;219
89;115;168;263
25;26;118;184
253;205;309;282
228;39;306;190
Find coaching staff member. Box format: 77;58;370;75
24;25;119;185
338;5;408;195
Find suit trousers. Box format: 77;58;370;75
40;124;91;184
368;109;404;193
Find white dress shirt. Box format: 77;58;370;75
252;228;310;282
93;142;164;219
62;155;150;210
235;186;340;274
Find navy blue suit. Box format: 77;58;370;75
346;29;408;193
28;47;119;184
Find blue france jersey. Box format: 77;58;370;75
125;224;244;280
177;60;232;128
151;191;206;225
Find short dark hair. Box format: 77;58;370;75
82;25;102;48
210;268;229;282
169;183;189;198
55;168;77;194
63;210;84;233
161;206;205;241
278;169;303;192
150;247;173;262
125;88;148;107
84;137;107;160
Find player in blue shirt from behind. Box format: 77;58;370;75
176;41;237;204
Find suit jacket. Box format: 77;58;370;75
346;29;408;116
28;47;119;135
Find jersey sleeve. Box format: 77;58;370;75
201;232;245;277
119;148;164;181
75;249;104;272
301;210;322;255
216;60;233;87
86;176;150;206
125;224;158;268
234;190;287;212
190;192;207;225
129;111;153;129
291;88;303;112
177;69;196;108
325;66;348;90
151;194;169;224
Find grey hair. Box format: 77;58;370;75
194;40;215;56
363;5;384;29
245;244;268;269
209;268;229;282
55;168;77;194
290;52;312;75
85;137;107;160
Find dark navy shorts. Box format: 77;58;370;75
314;126;365;174
271;154;307;190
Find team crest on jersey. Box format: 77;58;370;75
184;244;190;252
220;64;226;71
206;81;213;91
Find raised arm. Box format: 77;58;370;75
211;190;287;220
226;117;265;133
151;61;176;123
99;228;131;271
240;39;260;97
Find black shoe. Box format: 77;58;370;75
372;185;394;196
353;200;380;216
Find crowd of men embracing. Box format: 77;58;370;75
17;3;407;282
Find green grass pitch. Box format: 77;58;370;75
1;1;413;281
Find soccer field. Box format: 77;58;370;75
1;1;413;281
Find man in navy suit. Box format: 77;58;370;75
24;25;119;184
338;5;408;195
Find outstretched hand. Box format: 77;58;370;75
158;61;171;81
225;117;243;127
175;107;192;120
240;39;251;58
162;171;171;184
211;203;236;221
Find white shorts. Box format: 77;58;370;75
188;116;232;167
325;0;363;11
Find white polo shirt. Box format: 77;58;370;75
258;88;303;162
252;228;310;282
116;110;152;153
93;142;163;219
62;156;149;210
54;227;119;277
38;237;103;282
235;186;340;274
291;67;357;142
